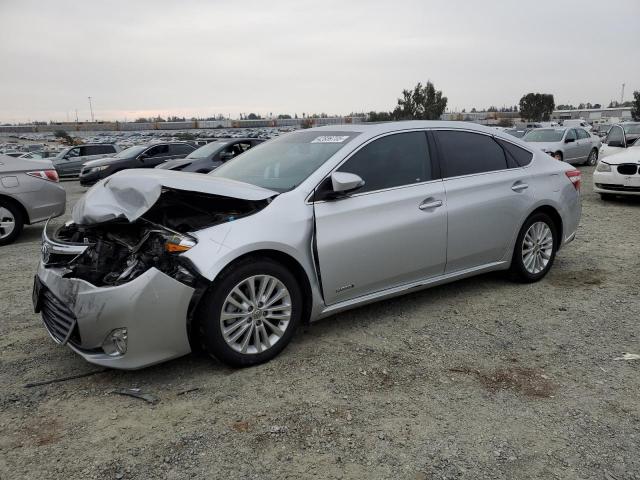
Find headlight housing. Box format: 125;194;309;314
90;165;110;173
596;162;611;172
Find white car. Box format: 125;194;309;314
593;137;640;199
599;123;640;159
562;119;592;131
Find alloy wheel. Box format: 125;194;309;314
220;274;292;354
522;221;553;274
0;207;16;240
587;150;597;166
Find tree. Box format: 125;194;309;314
631;91;640;121
367;111;393;122
247;113;261;120
392;81;448;120
519;93;555;121
277;114;292;119
53;129;74;145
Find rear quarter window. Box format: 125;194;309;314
496;138;533;167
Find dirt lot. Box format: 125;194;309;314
1;167;639;480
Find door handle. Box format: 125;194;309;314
511;183;529;192
419;198;443;210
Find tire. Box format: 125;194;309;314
0;199;24;246
600;193;615;201
508;212;558;283
586;148;598;166
197;257;303;367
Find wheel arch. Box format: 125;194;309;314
525;204;564;250
0;193;29;224
189;249;315;347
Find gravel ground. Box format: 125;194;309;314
1;167;639;480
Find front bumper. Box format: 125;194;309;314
593;169;640;196
34;263;195;369
79;169;107;186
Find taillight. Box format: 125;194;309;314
26;170;59;182
565;169;581;191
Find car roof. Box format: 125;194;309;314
307;121;520;136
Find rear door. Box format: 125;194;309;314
434;130;534;273
563;129;581;162
62;147;84;175
314;131;447;305
575;128;592;160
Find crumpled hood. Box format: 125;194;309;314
601;147;640;165
72;168;277;224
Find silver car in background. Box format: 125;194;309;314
0;154;66;245
522;127;601;165
34;122;581;369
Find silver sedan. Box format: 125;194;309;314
522;127;601;165
0;154;66;245
34;122;581;369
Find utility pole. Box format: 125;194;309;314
88;96;94;122
75;109;79;123
621;83;625;104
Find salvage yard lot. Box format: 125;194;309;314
1;167;639;479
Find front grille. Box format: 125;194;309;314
40;286;80;345
617;164;639;175
595;183;640;192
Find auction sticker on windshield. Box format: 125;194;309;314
311;136;350;143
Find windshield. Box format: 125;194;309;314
186;141;227;159
623;124;640;135
209;131;360;192
113;145;146;158
522;129;565;142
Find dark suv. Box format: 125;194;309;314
79;142;196;186
52;144;120;177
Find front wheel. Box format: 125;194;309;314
198;258;302;367
509;213;558;283
586;148;598;166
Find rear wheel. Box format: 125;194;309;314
198;258;302;367
509;213;557;283
586;148;598;166
0;199;24;246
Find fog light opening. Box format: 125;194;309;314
102;328;128;356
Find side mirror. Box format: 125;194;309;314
331;172;365;194
565;138;575;143
138;154;148;162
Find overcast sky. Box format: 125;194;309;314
1;0;638;123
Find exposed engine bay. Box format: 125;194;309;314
51;189;270;287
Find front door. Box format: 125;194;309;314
314;131;447;305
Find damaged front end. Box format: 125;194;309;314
33;170;277;368
49;187;271;287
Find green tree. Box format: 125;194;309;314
367;111;393;122
519;93;555;121
631;91;640;121
393;81;447;120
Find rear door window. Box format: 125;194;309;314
577;129;590;139
146;145;169;157
337;131;431;193
435;130;508;177
169;144;195;155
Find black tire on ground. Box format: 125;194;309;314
508;212;558;283
0;198;24;246
197;257;303;367
586;148;598;166
599;193;615;201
